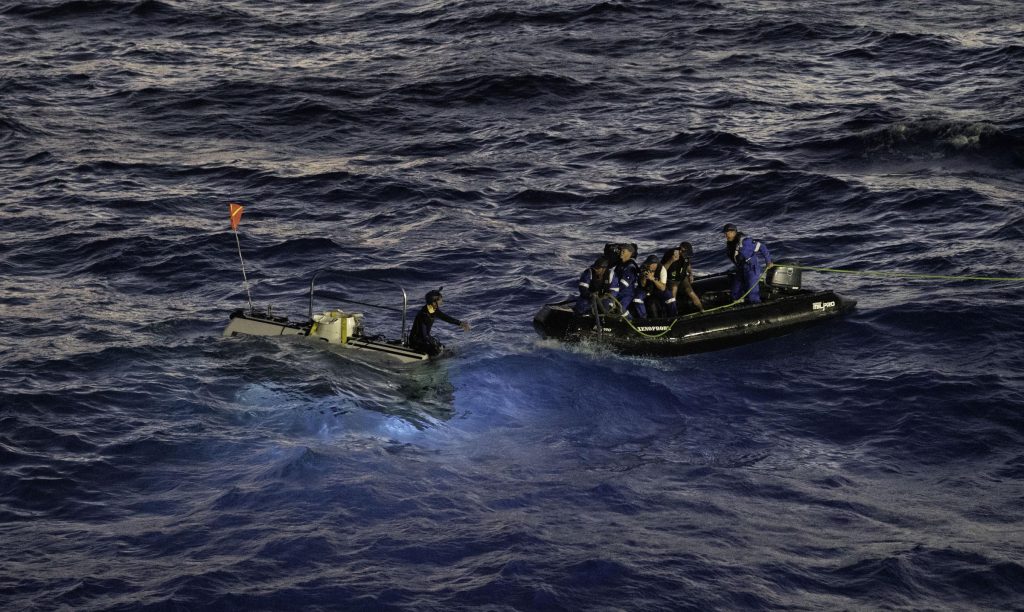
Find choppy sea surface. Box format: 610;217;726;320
2;1;1023;610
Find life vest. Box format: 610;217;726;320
616;259;641;306
669;257;692;283
729;233;770;267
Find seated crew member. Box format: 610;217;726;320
671;241;703;312
640;254;664;318
574;257;609;315
723;223;773;304
408;288;471;356
658;248;681;316
613;244;645;319
603;242;637;311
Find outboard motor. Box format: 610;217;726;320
766;261;802;291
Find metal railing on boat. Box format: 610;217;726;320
307;270;410;344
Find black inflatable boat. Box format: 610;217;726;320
533;264;856;356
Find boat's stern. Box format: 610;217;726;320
533;301;577;339
835;292;858;315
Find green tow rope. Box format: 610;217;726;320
793;266;1024;283
608;267;771;339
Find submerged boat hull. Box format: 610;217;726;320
533;274;856;356
223;309;429;365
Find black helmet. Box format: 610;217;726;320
593;257;609;269
425;287;443;304
643;254;660;266
722;223;738;233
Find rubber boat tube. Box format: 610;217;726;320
533;267;856;357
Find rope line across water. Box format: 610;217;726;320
794;265;1024;283
597;264;1023;340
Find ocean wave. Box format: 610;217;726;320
817;548;1024;608
2;0;249;27
0;115;38;148
118;80;381;140
391;72;590;106
797;119;1024;167
592;130;755;164
127;0;175;18
2;0;136;19
696;17;859;47
959;43;1024;70
423;1;662;32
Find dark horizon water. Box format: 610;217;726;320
2;0;1023;610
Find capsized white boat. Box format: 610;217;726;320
223;270;430;365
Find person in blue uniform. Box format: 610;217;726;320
723;223;772;303
612;245;645;319
574;257;609;315
408;288;470;356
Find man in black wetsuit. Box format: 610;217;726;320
408;288;471;357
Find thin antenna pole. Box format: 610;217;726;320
234;229;254;311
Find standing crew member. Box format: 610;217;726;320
408;288;470;357
723;223;772;304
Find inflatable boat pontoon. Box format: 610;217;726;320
533;264;856;356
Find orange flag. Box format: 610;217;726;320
229;202;244;231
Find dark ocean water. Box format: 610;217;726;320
2;0;1023;610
